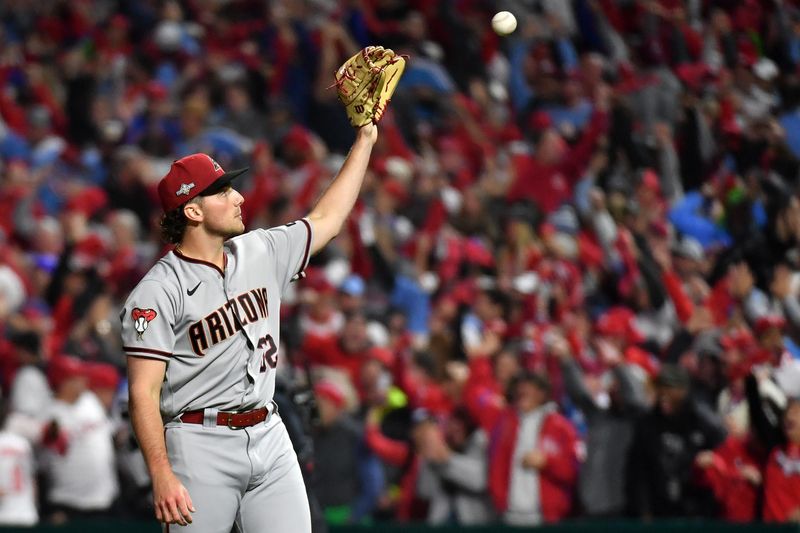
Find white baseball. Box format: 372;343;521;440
492;11;517;36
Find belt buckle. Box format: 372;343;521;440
226;413;245;430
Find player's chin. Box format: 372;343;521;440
218;221;245;239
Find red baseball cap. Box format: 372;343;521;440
754;315;786;336
366;346;395;368
85;362;121;391
157;154;248;212
720;328;755;351
314;380;346;409
48;355;87;390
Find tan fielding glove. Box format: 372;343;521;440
334;46;406;127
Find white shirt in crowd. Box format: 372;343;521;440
44;391;118;511
4;366;54;445
774;352;800;398
505;403;553;526
10;366;52;418
0;431;38;526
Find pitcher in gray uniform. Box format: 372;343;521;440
122;122;378;532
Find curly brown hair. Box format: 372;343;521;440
159;197;204;244
159;207;188;244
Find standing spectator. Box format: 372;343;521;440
747;371;800;523
629;365;726;519
488;371;579;526
3;331;53;445
312;380;381;525
42;356;118;522
61;289;119;366
694;418;762;522
762;397;800;522
0;398;38;526
505;87;610;214
460;288;509;358
555;336;648;517
415;407;493;525
753;315;800;398
463;344;520;434
363;405;459;522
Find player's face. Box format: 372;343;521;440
200;185;245;238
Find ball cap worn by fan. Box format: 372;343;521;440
48;354;87;390
158;154;249;212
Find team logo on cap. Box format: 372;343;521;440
209;157;222;172
176;182;195;196
132;308;158;340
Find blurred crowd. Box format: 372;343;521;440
3;0;800;528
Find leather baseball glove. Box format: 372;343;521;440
333;46;406;127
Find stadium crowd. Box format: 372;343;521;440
2;0;800;528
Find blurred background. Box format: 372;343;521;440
2;0;800;531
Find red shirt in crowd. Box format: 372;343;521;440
763;443;800;522
488;406;579;522
700;436;761;522
301;333;364;385
507;111;608;214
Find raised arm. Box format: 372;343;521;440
306;46;405;253
306;124;378;255
560;357;597;415
128;357;194;526
434;430;490;493
612;363;648;413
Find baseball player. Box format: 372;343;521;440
123;124;379;531
122;45;404;533
124;131;377;530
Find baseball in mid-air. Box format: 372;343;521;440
492;11;517;36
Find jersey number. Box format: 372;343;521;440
0;459;24;493
257;334;278;372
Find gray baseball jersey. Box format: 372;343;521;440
121;219;312;420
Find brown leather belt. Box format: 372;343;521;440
180;406;269;429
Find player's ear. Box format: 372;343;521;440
183;198;204;223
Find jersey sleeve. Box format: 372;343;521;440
120;279;178;362
256;218;313;293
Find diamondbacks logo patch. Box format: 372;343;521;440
132;308;157;340
207;155;222;172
